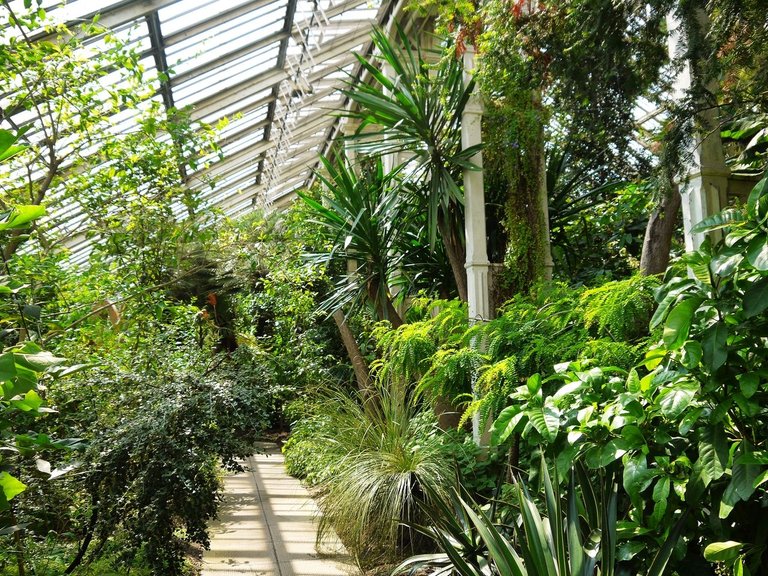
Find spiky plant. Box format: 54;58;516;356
313;380;457;567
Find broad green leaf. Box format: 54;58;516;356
14;348;65;371
753;469;768;489
0;129;17;156
746;236;768;271
737;449;768;465
663;297;704;350
0;205;46;231
490;405;523;445
704;541;743;562
743;277;768;318
622;455;656;502
617;541;645;562
644;348;667;371
621;425;645;447
529;405;560;443
526;373;541;395
0;472;26;502
701;324;728;371
598;438;628;467
711;250;744;277
720;444;760;518
4;364;38;399
552;380;583;400
738;373;759;399
0;353;17;381
681;340;703;369
626;369;640;393
685;251;711;284
21;304;41;321
657;381;698;418
10;390;43;412
650;278;695;329
678;406;704;435
698;426;729;484
0;144;26;162
692;208;745;234
650;476;670;527
747;175;768;220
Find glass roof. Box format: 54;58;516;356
2;0;400;264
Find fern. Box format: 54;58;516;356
417;346;486;400
373;298;468;388
578;338;647;370
580;275;660;342
460;356;520;428
373;320;437;384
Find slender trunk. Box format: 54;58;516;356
433;394;461;430
65;494;99;574
11;509;26;576
438;212;468;302
640;188;681;276
533;91;554;281
332;310;371;396
367;279;403;328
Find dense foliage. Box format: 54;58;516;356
1;2;767;576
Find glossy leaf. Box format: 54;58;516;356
529;405;560;443
704;541;743;562
490;404;523;445
698;426;729;484
662;297;703;350
701;323;728;371
0;205;46;232
657;381;698;418
746;235;768;270
743;276;768;317
746;175;768;221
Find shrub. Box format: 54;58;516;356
287;381;457;567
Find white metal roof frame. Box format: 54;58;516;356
1;0;404;264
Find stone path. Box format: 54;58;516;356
201;443;357;576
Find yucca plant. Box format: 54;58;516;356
395;459;688;576
299;153;412;326
312;380;458;567
342;27;481;301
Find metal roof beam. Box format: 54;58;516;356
188;25;368;121
189;67;287;121
163;0;278;45
145;11;174;110
32;0;184;42
171;30;289;87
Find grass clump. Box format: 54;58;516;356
290;381;457;568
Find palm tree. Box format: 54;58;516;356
299;152;410;327
341;27;481;302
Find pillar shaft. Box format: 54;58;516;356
462;46;490;324
666;11;729;251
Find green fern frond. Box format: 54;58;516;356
580;275;660;341
418;346;487;400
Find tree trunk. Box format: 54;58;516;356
332;310;371;396
640;188;682;276
434;394;462;430
533;91;554;282
438;212;468;302
367;279;403;328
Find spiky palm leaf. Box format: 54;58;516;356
341;27;481;299
299;153;413;324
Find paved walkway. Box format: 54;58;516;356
201;443;357;576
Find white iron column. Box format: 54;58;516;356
462;46;490;323
462;46;491;446
667;12;729;251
